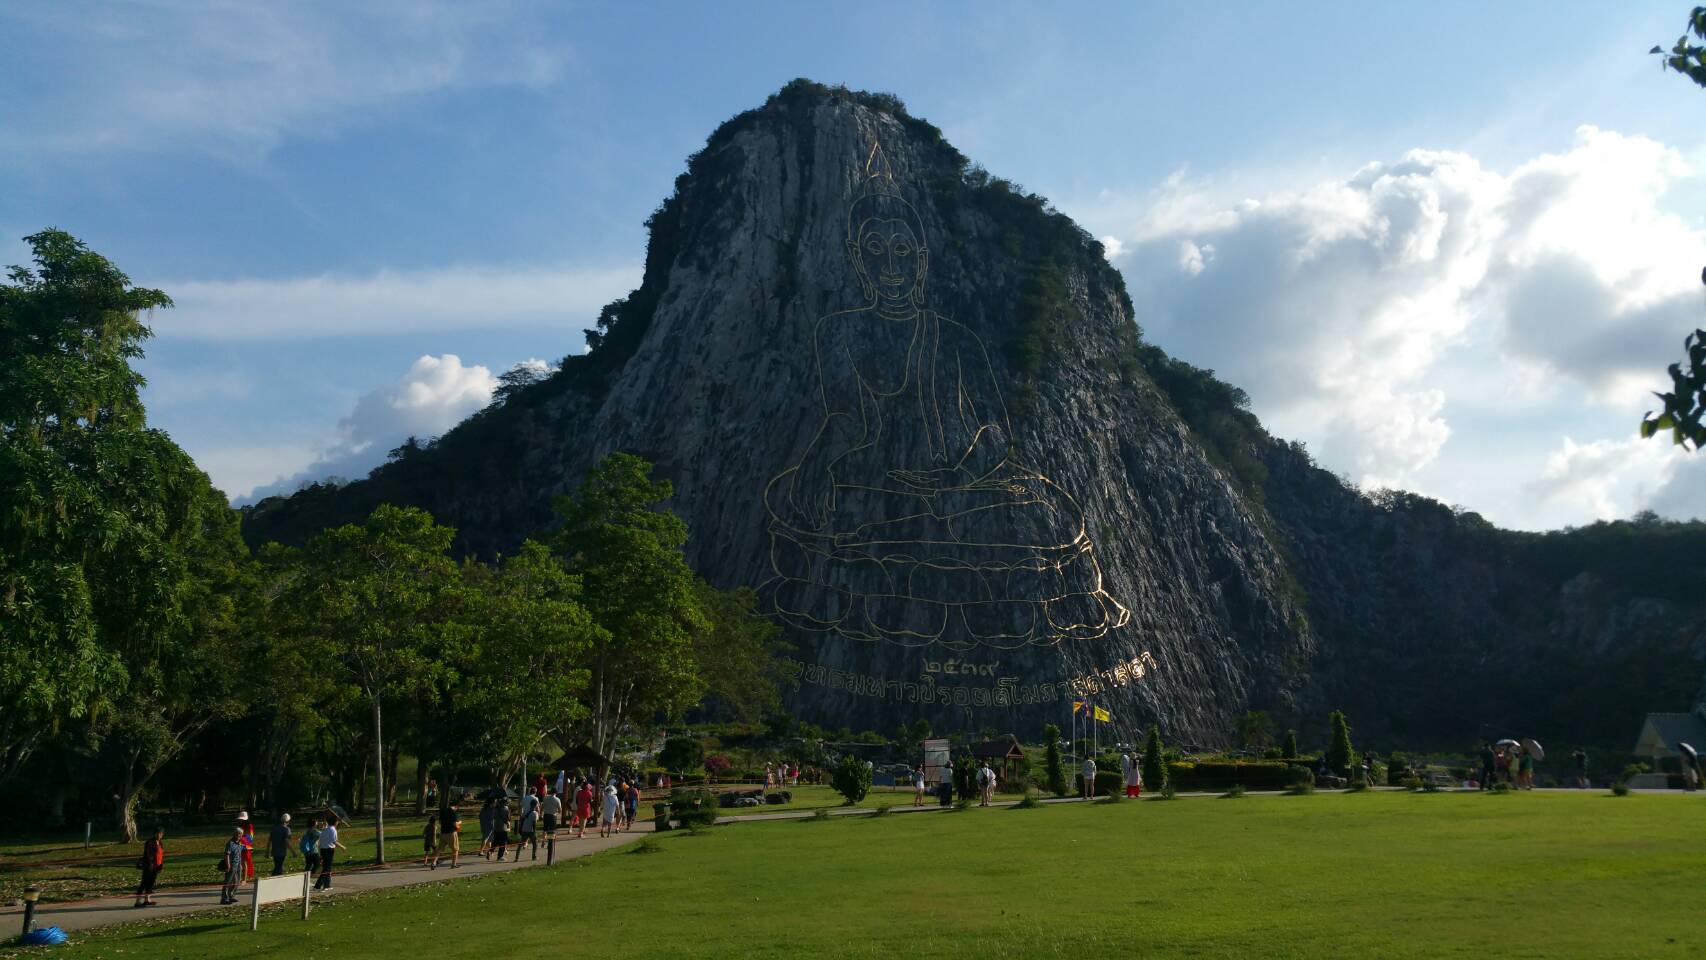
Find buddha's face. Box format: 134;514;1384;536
850;216;925;308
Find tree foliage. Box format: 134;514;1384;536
1640;318;1706;451
1042;722;1067;796
1326;710;1355;776
1141;724;1167;791
831;753;872;805
1651;7;1706;87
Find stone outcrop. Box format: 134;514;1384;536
244;81;1706;748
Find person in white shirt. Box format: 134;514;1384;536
599;784;619;837
313;816;346;890
913;765;927;807
1081;757;1098;799
978;763;996;806
1123;752;1143;798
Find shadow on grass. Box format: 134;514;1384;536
136;922;228;939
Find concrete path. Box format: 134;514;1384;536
0;826;655;935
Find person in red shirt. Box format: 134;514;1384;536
134;826;165;907
533;772;548;800
573;780;594;838
236;811;255;880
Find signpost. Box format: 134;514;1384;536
250;871;311;931
922;738;950;791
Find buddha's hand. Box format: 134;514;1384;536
786;469;834;530
887;467;966;492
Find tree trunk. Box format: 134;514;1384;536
385;742;400;806
371;697;386;865
413;758;430;815
115;757;141;844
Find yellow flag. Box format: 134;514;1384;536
1093;706;1111;722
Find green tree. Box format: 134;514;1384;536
1651;6;1706;87
1281;729;1299;759
550;453;709;770
1326;710;1355;776
0;230;174;784
691;582;786;720
658;736;705;775
1642;12;1706;449
1142;724;1167;791
831;753;871;804
1042;722;1067;796
453;542;599;784
276;504;464;864
1235;710;1274;749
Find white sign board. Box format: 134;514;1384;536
922;738;951;788
250;871;311;930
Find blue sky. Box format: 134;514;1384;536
3;1;1703;527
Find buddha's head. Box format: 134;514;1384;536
847;192;928;312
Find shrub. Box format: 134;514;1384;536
1221;784;1246;799
832;754;873;805
1611;782;1631;797
1281;730;1299;760
1286;781;1315;796
1098;787;1123;804
811;808;831;821
1402;775;1424;791
1347;781;1371;793
1167;760;1295;791
1043;723;1068;796
704;754;732;779
1014;792;1043;809
1385;753;1413;786
668;788;719;829
629;838;662;855
1489;781;1512;794
952;796;975;812
1150;784;1177;801
1421;779;1443;793
1325;710;1354;777
1078;770;1123;796
1142;725;1168;792
871;804;891;817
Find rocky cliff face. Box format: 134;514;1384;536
245;81;1706;748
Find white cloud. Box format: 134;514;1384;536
240;354;498;502
3;1;568;159
1523;436;1679;524
151;262;640;341
1107;126;1706;510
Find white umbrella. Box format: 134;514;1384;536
1521;738;1544;761
1494;738;1520;750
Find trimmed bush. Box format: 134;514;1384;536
1326;710;1354;776
1611;782;1631;797
1220;784;1246;799
1150;784;1178;801
1014;792;1043;809
1142;725;1167;792
832;754;872;805
1043;723;1068;796
1167;760;1295;791
668;788;719;828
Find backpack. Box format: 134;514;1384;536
299;830;317;855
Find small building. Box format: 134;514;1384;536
1631;712;1706;788
970;736;1027;782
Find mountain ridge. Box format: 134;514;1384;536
244;79;1706;748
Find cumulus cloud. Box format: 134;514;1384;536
3;1;568;158
152;262;640;341
1107;126;1706;505
241;354;497;502
1523;436;1680;524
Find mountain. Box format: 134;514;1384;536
243;80;1706;749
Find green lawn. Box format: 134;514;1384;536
0;819;426;904
30;791;1706;959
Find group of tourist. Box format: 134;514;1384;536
764;762;800;788
132;809;349;908
1475;742;1538;790
423;771;645;868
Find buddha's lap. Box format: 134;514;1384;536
771;578;1119;645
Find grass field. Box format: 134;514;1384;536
24;791;1706;959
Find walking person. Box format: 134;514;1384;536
978;761;996;806
1517;747;1535;790
574;779;594;839
1478;743;1496;790
1124;752;1143;798
421;811;439;865
600;782;620;837
314;815;346;891
541;790;561;845
491;801;512;861
432;804;461;869
624;781;641;831
517;792;538;861
268;813;293;876
913;765;927;807
299;819;322;877
134;826;165;908
220;828;245;904
236;811;256;881
1081;756;1098;799
1572;748;1589;789
478;798;496;859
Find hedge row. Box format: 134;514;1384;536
1166;760;1301;790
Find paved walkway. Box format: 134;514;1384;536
0;826;656;935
